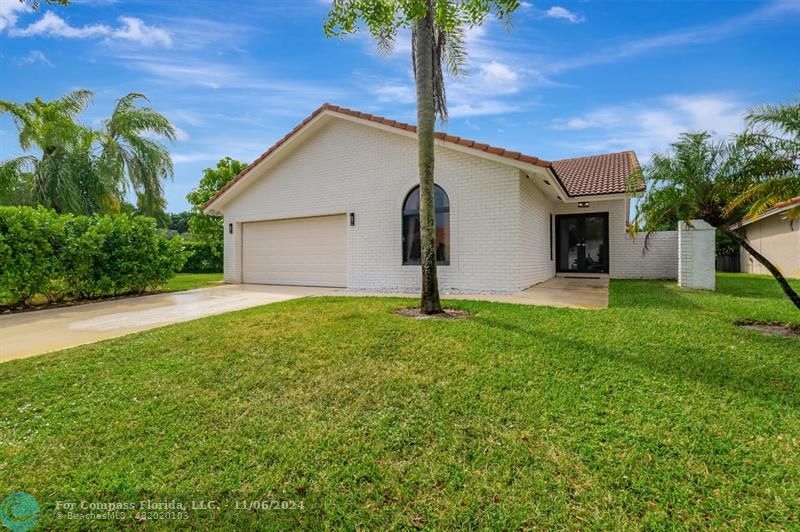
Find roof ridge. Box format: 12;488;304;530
205;103;641;210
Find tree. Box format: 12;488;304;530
325;0;519;314
726;97;800;220
186;157;248;255
632;132;800;310
167;211;191;234
0;91;175;217
19;0;69;8
0;90;103;213
96;93;175;218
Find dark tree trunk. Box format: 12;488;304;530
720;226;800;310
414;3;442;314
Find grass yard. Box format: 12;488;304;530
0;274;798;529
159;272;224;293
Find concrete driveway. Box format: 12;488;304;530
1;277;607;363
0;284;336;362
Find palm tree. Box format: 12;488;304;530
96;93;176;218
632;132;800;310
325;0;518;314
726;97;800;220
0;90;94;212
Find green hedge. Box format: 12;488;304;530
181;240;223;273
0;207;187;308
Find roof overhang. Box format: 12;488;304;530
729;197;800;229
204;103;637;214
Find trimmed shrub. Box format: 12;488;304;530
0;207;186;307
181;240;223;273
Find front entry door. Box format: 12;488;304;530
556;213;609;274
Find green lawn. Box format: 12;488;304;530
1;274;798;529
159;272;224;293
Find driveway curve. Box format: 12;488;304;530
0;284;336;362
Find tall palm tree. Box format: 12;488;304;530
96;93;176;218
410;2;466;313
633;132;800;310
0;90;94;212
326;0;518;314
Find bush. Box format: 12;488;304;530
0;207;186;307
181;240;223;273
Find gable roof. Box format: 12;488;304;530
552;151;641;197
204;103;642;210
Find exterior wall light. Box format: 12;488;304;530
228;223;233;234
350;213;355;226
578;202;590;208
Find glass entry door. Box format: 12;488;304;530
556;213;609;274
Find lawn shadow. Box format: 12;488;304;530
609;281;702;311
476;315;800;409
716;274;800;301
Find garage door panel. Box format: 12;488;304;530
242;215;346;287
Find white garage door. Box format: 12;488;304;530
242;215;347;287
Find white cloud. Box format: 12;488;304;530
112;16;172;47
173;126;190;142
472;61;520;94
551;93;748;160
9;12;171;47
448;100;519;118
372;82;415;104
545;6;585;24
17;50;53;66
171;153;215;164
0;0;27;32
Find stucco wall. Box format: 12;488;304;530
740;215;800;278
221;118;523;292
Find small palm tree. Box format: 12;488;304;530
633;132;800;310
96;93;176;218
0;90;94;212
726;97;800;219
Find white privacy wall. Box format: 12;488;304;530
678;220;716;290
615;231;679;279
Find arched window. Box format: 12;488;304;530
402;184;450;265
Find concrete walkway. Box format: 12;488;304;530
1;277;607;363
0;284;336;362
341;277;609;309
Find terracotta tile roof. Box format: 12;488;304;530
551;151;643;197
732;196;800;228
205;103;641;209
774;196;800;210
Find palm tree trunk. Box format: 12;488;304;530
720;226;800;310
414;3;442;314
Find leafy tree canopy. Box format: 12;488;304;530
186;157;248;255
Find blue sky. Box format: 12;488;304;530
1;0;799;211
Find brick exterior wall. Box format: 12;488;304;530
222;118;522;292
678;220;716;290
220;117;675;292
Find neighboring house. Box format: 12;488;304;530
734;197;800;279
205;103;663;293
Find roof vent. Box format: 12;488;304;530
543;180;550;186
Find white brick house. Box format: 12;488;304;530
204;103;664;293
